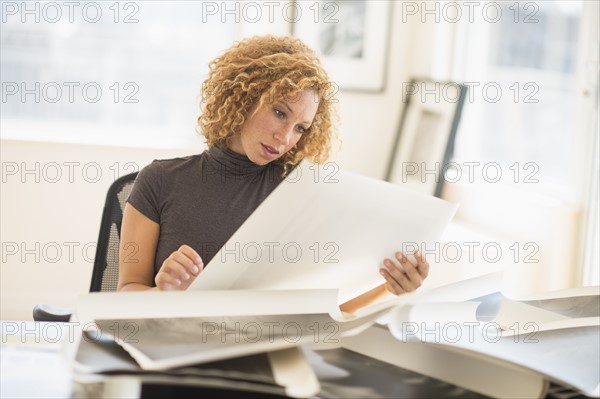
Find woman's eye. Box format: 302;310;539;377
274;108;285;118
296;125;308;134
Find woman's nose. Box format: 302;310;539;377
274;124;294;146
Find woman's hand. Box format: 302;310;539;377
339;249;429;313
379;250;429;295
155;245;204;291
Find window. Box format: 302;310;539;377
452;1;582;200
449;0;599;286
1;1;236;147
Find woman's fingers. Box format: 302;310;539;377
415;249;429;279
156;245;204;291
379;268;405;295
155;266;184;289
381;250;426;295
169;251;197;280
396;251;423;287
178;245;204;273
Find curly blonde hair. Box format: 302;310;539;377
197;35;339;171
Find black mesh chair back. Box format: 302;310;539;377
89;172;138;292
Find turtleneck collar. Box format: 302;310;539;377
206;145;269;176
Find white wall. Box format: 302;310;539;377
336;6;441;177
0;140;197;320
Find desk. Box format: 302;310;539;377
1;321;73;398
0;321;593;399
1;321;485;398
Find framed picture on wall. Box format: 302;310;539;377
292;0;392;92
385;79;468;197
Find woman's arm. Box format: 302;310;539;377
339;284;390;313
117;203;161;291
117;203;204;291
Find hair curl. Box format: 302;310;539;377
197;35;339;172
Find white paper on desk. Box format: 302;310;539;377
1;345;72;399
190;160;458;304
387;283;600;339
384;285;600;397
72;336;321;399
73;289;395;371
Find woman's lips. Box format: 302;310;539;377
262;144;280;158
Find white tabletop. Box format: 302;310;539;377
1;321;73;399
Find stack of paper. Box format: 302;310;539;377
66;161;600;397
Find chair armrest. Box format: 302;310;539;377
32;304;73;322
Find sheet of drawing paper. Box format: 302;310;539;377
75;289;341;323
385;286;600;397
73;287;397;370
386;283;599;338
190;161;459;304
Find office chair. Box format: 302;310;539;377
32;172;138;322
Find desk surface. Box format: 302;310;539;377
1;321;595;399
1;344;486;399
1;320;486;399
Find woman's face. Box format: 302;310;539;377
229;89;319;165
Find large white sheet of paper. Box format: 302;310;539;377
190;161;458;304
385;285;600;397
72;289;396;371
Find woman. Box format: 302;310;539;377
117;36;429;312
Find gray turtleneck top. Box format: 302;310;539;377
127;145;286;275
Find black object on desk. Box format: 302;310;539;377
135;348;489;399
307;348;488;399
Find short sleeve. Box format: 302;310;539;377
127;160;163;224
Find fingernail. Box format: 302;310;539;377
183;273;190;280
379;269;386;276
192;266;199;274
175;279;181;286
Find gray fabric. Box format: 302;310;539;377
127;146;286;278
